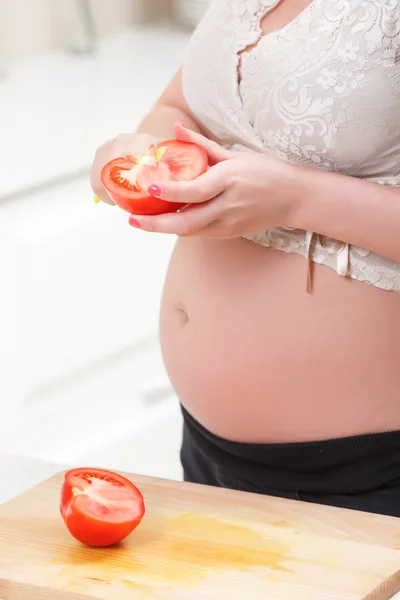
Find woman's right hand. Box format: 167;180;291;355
90;132;162;205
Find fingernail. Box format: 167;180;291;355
177;121;189;129
148;185;161;197
94;195;100;203
129;217;142;229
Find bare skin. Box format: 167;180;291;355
92;0;400;443
160;238;400;443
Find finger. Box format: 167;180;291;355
90;133;162;206
149;165;227;204
128;199;222;236
90;146;116;205
90;135;139;205
90;163;115;205
174;121;231;164
90;177;115;206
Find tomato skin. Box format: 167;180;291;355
100;140;208;216
60;478;72;519
104;184;183;216
60;468;145;548
62;493;144;547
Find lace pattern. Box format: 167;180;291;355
183;0;400;293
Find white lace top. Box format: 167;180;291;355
182;0;400;293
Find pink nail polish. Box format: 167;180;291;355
177;121;189;129
148;185;161;197
129;217;142;229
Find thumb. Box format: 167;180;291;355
173;121;231;165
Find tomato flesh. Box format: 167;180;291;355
60;468;145;547
101;140;208;215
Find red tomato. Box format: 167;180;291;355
60;468;145;547
100;139;208;215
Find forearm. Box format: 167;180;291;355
137;103;201;140
292;168;400;261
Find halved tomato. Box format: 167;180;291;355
100;139;208;215
60;468;145;547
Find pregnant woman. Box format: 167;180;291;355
91;0;400;517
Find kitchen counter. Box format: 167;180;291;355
0;22;185;469
0;21;190;200
1;452;400;600
0;453;64;505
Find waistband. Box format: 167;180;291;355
181;406;400;495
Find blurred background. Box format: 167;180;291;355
0;0;210;480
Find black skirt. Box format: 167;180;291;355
180;405;400;517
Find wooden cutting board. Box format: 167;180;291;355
1;472;400;600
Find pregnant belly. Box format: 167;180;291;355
159;237;400;443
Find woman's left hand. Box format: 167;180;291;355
128;122;305;237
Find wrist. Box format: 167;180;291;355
280;163;314;229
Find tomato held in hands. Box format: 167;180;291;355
60;468;145;547
100;139;208;215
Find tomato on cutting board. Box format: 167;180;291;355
60;468;145;547
101;139;208;215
